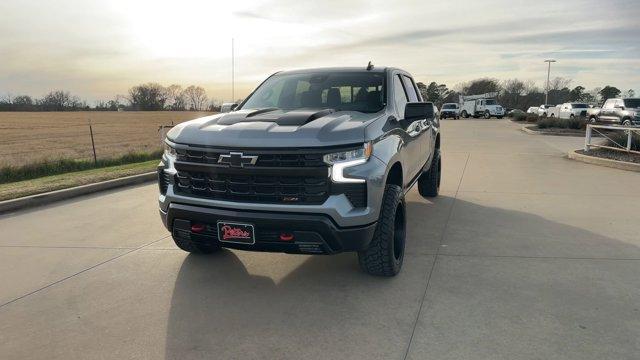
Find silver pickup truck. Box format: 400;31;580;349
158;65;441;276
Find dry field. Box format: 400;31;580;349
0;111;214;167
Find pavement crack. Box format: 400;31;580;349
0;235;169;310
402;152;470;360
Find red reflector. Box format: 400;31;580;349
279;232;294;241
191;224;206;233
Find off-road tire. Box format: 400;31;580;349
173;235;220;254
358;184;406;276
484;111;491;119
418;150;441;198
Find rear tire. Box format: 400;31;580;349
358;184;406;277
418;150;441;198
622;119;632;126
461;110;469;118
173;235;220;254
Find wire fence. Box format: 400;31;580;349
0;121;174;167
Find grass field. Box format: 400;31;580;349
0;160;158;201
0;111;214;168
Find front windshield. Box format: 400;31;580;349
485;99;497;105
442;104;457;109
240;72;385;113
624;99;640;108
571;103;588;108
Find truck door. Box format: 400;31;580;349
600;99;614;122
401;74;432;172
392;74;422;185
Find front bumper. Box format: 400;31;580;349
161;203;377;254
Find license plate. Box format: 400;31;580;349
217;221;255;245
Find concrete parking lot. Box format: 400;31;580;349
1;119;639;360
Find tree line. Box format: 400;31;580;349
416;78;635;110
0;83;221;112
1;79;636;112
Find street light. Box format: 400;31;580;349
544;59;556;105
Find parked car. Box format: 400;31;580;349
526;106;539;114
598;98;640;126
158;66;441;276
440;103;460;119
548;103;589;119
459;93;505;119
537;104;555;117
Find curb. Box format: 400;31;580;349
521;126;585;137
0;172;156;214
567;150;640;172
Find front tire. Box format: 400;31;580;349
418;150;441;198
484;111;491;119
622;119;632;126
461;110;469;118
358;184;406;277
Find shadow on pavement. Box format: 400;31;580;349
163;196;639;359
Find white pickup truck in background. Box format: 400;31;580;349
548;103;589;119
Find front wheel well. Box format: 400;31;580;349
386;162;403;188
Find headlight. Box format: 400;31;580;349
324;143;372;183
164;142;176;158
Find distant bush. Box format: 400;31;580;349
537;116;587;130
525;114;539;123
512;111;527;121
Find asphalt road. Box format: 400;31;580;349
1;119;639;360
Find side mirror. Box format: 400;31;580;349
404;102;434;122
614;105;625;110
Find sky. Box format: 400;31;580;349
0;0;638;103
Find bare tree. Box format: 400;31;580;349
165;84;186;110
548;77;572;91
183;85;208;111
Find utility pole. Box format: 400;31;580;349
544;59;556;104
231;38;235;103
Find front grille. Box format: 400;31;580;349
176;148;324;167
172;146;367;207
175;171;329;204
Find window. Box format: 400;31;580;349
240;72;385;113
602;100;613;109
393;75;408;116
623;98;640;108
401;75;419;102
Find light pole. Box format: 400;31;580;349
544;59;556;104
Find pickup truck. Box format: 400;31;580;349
537;104;555;117
548;103;589;119
440;103;460;119
158;66;441;276
598;98;640;126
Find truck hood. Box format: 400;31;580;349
166;108;382;148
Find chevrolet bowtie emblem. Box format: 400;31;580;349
218;152;258;168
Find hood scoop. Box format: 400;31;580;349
217;109;336;126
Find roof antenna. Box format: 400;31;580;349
366;61;374;71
